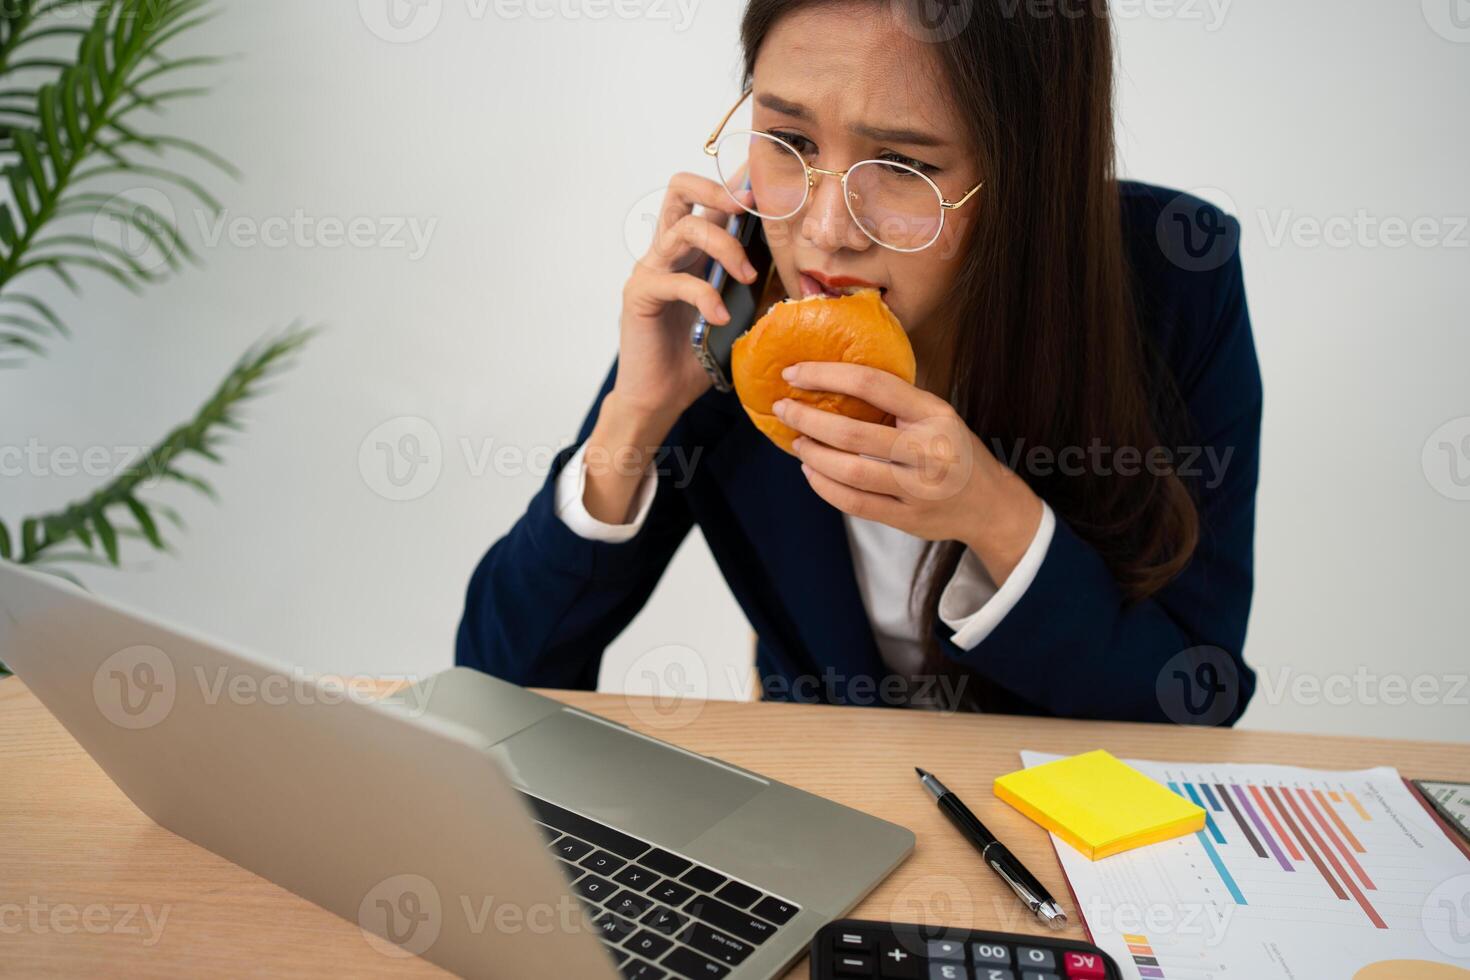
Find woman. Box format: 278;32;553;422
456;0;1262;723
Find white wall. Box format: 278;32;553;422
3;1;1466;742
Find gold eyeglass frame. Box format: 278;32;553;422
702;86;983;253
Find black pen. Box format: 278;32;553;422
915;767;1068;930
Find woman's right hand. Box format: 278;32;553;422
611;172;759;432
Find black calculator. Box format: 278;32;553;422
809;919;1122;980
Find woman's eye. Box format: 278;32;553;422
879;151;937;175
770;130;814;155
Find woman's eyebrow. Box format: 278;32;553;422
755;92;949;148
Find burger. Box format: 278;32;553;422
731;288;916;456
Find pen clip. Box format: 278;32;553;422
987;852;1040;911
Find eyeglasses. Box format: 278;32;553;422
702;87;983;253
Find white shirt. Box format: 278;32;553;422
551;442;1055;679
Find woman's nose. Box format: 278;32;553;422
799;171;872;252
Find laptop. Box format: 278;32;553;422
0;562;914;979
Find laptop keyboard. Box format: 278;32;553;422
521;792;801;979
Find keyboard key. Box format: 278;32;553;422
751;895;799;925
613;948;631;966
519;794;651;861
976;970;1015;980
640;904;688;936
1062;951;1107;978
649;879;695;907
683;895;777;945
712;880;761;909
928;964;965;980
620;958;666;980
640;847;693;877
834;952;873;976
594;911;639;943
607;889;654;920
1019;973;1056;980
661;945;730;978
680;921;755;966
679;865;727;892
878;941;921;979
624;929;673;961
581;849;627;876
1017;947;1056;970
557;860;584;882
973;943;1012;965
534;821;558;841
549;836;594;862
613;864;661;891
573;873;617;903
834;928;872;951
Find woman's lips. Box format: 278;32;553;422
798;272;886;299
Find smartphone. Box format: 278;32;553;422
690;204;776;392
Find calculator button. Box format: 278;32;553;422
976;969;1015;980
1017;947;1057;969
835;929;873;951
973;942;1012;964
927;964;964;980
1020;973;1060;980
1062;951;1108;978
834;952;874;976
926;939;965;960
878;942;921;979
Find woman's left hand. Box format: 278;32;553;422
773;361;1045;585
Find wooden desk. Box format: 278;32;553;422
2;676;1466;978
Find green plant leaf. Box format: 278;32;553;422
14;325;318;567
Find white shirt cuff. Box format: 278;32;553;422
552;441;658;543
937;501;1056;650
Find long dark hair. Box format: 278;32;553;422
739;0;1199;708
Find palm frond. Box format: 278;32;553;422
10;323;318;567
0;0;229;362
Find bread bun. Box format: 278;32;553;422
731;288;916;456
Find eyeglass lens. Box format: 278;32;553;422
714;130;944;251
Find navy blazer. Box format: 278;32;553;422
457;182;1263;724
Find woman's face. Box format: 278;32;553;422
750;4;980;351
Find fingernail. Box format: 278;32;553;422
782;365;798;382
772;399;788;418
716;303;730;321
793;436;806;452
742;262;757;281
800;462;812;477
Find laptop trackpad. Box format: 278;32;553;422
488;709;765;848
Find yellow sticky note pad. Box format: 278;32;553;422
993;750;1205;860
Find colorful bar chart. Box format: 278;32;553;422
1027;755;1470;980
1162;777;1389;928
